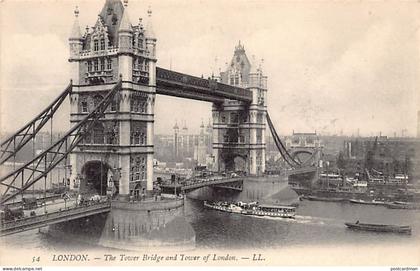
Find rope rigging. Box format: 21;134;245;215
0;80;122;204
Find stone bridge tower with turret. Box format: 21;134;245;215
212;42;267;175
68;0;156;200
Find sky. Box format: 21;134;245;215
0;0;419;136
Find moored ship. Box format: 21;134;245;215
204;201;296;218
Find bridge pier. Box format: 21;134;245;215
99;199;195;251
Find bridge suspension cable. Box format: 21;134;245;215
0;82;73;165
266;111;301;168
0;80;122;204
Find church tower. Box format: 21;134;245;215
68;0;157;200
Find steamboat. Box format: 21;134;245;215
204;201;296;218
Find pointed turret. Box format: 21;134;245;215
119;0;132;33
70;6;82;40
69;6;83;60
173;121;179;131
145;7;156;40
182;121;188;135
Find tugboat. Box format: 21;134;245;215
345;221;412;234
204;201;296;218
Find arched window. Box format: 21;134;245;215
138;38;144;49
100;39;105;50
93;123;104;144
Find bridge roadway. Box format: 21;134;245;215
0;199;110;237
287;166;318;176
161;176;244;193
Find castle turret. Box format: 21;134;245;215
118;0;133;81
69;6;83;84
145;7;157;84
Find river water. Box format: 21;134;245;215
2;176;420;253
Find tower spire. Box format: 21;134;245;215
119;0;132;32
145;6;156;40
70;6;82;39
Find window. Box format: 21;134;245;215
87;61;92;72
107;130;116;144
221;115;226;123
94;40;99;51
134;131;140;145
234;74;239;85
230;113;239;124
93;123;104;144
139;101;147;113
94;60;99;71
93;95;103;108
138;38;143;49
100;39;105;50
138;58;143;70
107;58;112;70
140;133;145;145
110;99;117;112
100;59;105;71
257;113;263;123
81;101;88;113
84;129;91;144
130;99;134;112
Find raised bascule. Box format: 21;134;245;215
0;0;315;249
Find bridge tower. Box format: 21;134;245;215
213;42;267;175
68;0;156;200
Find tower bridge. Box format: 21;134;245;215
0;0;316;248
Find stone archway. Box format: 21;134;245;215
221;149;248;173
81;160;114;196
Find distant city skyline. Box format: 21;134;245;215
1;1;419;137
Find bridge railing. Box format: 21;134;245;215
1;201;111;231
180;177;244;190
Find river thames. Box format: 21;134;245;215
2;177;420;254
